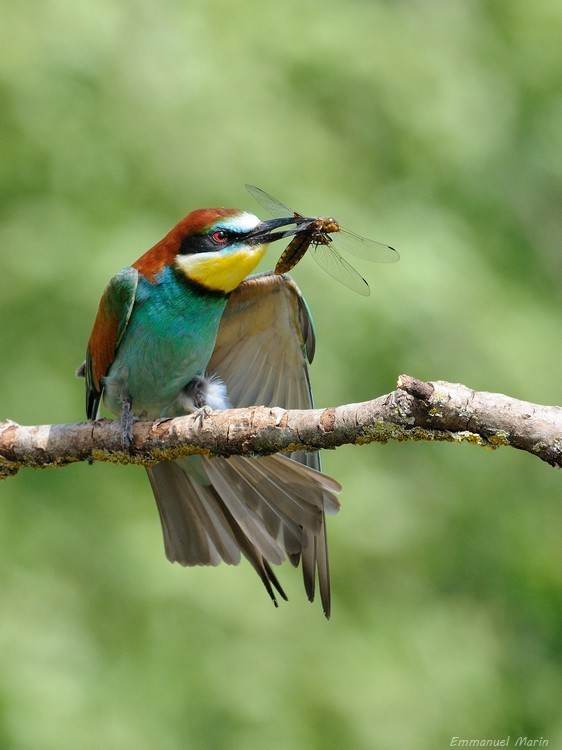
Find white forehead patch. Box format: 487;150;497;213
222;211;260;233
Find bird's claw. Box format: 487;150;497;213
193;405;213;426
120;398;135;449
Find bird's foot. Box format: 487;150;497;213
193;405;213;426
120;397;135;449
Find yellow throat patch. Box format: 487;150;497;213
175;244;268;294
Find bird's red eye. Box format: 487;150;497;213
212;230;228;244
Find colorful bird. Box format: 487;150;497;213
77;204;341;616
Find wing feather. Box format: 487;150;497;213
206;272;338;616
208;272;315;412
149;454;340;613
83;267;139;419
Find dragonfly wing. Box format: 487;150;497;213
311;242;371;296
245;184;300;219
336;228;400;263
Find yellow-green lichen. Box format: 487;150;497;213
90;449;148;466
430;389;448;407
390;402;415;425
358;419;407;444
359;420;457;445
532;438;560;455
450;430;492;448
149;445;212;462
457;405;475;420
358;421;499;451
487;430;510;447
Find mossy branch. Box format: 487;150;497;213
1;375;560;478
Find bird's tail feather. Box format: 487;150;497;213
146;454;341;616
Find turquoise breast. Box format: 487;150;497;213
103;266;228;418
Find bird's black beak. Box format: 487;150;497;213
245;216;315;245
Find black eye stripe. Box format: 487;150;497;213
178;230;236;255
178;235;211;255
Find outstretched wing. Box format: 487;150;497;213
82;266;139;419
207;272;336;615
208;271;316;417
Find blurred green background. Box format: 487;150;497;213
1;1;560;748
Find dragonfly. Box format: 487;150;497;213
245;184;399;296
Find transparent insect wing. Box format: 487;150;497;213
311;241;371;296
246;185;399;264
245;185;300;219
336;228;400;263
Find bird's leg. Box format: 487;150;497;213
193;405;214;424
187;377;214;425
188;376;211;410
120;396;135;448
180;375;229;425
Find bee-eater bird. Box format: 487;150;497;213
78;205;341;616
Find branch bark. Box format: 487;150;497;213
1;375;560;478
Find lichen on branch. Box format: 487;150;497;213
0;375;560;478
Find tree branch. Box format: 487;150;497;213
1;375;560;478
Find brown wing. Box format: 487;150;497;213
83;266;138;419
207;272;336;615
208;271;316;417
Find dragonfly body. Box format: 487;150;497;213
275;217;340;274
246;185;399;295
